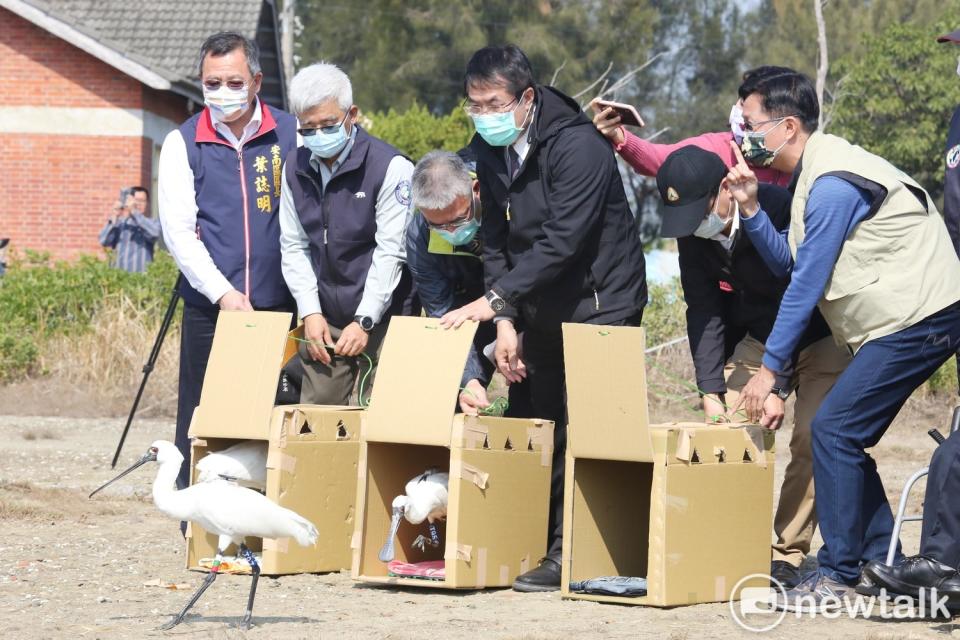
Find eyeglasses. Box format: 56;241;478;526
298;113;349;137
741;114;797;133
202;79;248;91
426;201;474;232
462;96;521;117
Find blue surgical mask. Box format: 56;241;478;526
304;122;349;159
471;96;533;147
437;217;480;246
436;195;481;245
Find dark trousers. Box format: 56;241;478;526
174;303;220;491
812;302;960;584
920;427;960;568
174;302;295;491
526;313;643;564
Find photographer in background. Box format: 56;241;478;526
99;186;161;273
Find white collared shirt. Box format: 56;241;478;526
711;202;741;253
158;99;267;304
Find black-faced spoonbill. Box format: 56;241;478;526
196;440;268;490
378;469;449;562
90;440;318;630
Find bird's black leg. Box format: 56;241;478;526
159;548;224;630
238;543;261;630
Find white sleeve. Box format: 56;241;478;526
278;163;322;319
355;155;414;323
157;129;232;304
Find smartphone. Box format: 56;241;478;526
595;100;644;128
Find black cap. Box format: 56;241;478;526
938;29;960;43
656;146;727;238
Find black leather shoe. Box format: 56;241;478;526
771;560;802;590
512;557;561;592
860;556;960;607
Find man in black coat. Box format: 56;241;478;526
441;44;647;591
657;145;849;588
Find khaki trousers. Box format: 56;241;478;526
723;334;851;566
297;319;390;406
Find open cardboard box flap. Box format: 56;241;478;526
190;310;295;440
562;323;653;463
363;317;478;446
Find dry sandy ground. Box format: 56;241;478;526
1;399;959;640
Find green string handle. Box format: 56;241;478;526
459;386;510;417
288;336;376;407
646;359;747;423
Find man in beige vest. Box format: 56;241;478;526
724;68;960;612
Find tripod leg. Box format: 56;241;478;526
111;275;182;468
158;545;221;630
238;543;261;630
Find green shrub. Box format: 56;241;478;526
643;278;687;348
365;103;473;161
0;251;180;381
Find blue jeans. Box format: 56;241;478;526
812;302;960;584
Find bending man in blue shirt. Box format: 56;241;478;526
727;68;960;612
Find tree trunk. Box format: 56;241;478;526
814;0;829;129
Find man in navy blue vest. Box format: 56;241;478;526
279;63;414;404
408;149;533;418
158;32;298;493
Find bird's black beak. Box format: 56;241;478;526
89;448;157;498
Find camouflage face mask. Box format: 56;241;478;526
740;117;789;168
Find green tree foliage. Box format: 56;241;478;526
363;103;473;161
296;0;659;114
830;15;960;201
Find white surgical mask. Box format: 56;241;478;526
693;193;737;240
729;103;745;145
956;54;960;78
204;84;250;122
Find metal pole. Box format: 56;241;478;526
110;275;182;467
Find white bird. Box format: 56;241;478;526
378;469;449;562
196;440;268;490
90;440;317;631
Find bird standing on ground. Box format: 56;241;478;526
90;440;317;631
378;469;449;562
196;440;268;490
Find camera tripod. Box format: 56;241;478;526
110;275;182;468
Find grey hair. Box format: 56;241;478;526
412;151;473;210
198;32;261;77
289;62;353;115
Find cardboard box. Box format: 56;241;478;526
185;311;362;575
351;317;555;589
559;323;776;606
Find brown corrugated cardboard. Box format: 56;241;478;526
187;405;362;575
189;310;294;440
183;310;363;575
559;323;775;606
352;317;554;589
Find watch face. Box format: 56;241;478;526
361;317;375;331
491;298;505;312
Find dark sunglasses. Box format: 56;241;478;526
202;79;247;91
298;113;349;137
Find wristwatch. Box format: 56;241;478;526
354;315;375;332
484;290;506;313
771;386;791;401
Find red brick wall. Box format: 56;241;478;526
0;9;191;261
0;135;149;260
